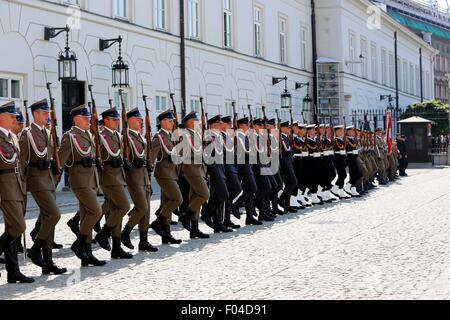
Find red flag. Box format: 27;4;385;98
386;111;393;154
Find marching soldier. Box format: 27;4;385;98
279;121;298;213
58;104;106;267
345;126;362;197
94;108;132;259
150;110;183;244
120;108;158;252
220;116;242;228
375;128;388;185
0;101;34;283
318;124;338;202
235;116;262;225
355;129;369;196
305;125;323;205
20;99;66;274
292;122;311;207
332;125;351;199
177;111;210;238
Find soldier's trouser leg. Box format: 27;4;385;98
32;191;61;250
280;160;298;202
73;187;102;243
225;170;242;206
156;178;183;226
300;159;309;193
254;174;271;207
293;158;304;195
208;176;229;224
177;176;190;214
318;158;330;190
127;185;151;232
1;200;26;241
240;173;257;212
307;158;320;193
326;157;337;189
101;185;131;238
185;175;210;221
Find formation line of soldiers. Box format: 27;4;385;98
0;99;403;284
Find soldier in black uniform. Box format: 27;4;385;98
345;126;362;197
266;119;285;216
332;125;351;199
220;116;241;229
397;134;408;176
236;117;262;226
292;122;309;208
322;125;338;201
278;121;298;213
305;125;323;205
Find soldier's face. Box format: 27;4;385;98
0;113;16;130
221;122;231;131
335;129;342;137
299;128;306;136
12;122;24;135
105;118;119;131
307;129;315;137
128;117;142;132
161;119;174;131
33;110;50;126
74;116;91;130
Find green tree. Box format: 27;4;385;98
401;100;449;135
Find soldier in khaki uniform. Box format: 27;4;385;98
0;101;34;283
20;99;66;275
120;108;158;252
150;110;183;244
58;105;106;267
94;108;132;259
178;111;210;237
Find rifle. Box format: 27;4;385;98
275;109;282;157
107;87;113;109
118;89;130;164
232;100;237;145
200;95;206;142
168;81;179;130
301;111;307;125
247;104;254;130
343;116;348;147
141;81;152;167
86;74;102;169
289;108;294;144
24;100;29;127
44;66;61;170
262;105;271;156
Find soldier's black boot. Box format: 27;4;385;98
245;198;263;226
179;209;194;231
111;237;133;260
95;225;112;251
52;241;63;250
121;225;134;250
82;243;107;267
271;198;285;216
16;238;24;254
161;226;182;245
27;238;45;267
200;207;216;230
223;203;240;229
93;220;102;233
138;232;158;252
0;256;4;264
0;232;15;255
190;220;210;239
71;235;89;260
30;221;41;242
67;215;81;238
5;241;35;284
42;248;67;275
257;207;275;222
150;216;165;237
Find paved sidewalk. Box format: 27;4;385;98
1;164;450;299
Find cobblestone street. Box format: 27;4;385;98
1;164;450;300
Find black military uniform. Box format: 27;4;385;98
332;125;350;199
278;121;298;213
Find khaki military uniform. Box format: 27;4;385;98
99;127;130;238
58;126;102;242
0;128;26;239
125;129;151;232
151;128;182;226
19;123;61;249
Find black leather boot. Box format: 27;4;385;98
200;210;216;230
93;220;102;233
190;220;210;239
179;209;194;231
271;198;285;216
111;237;133;259
162;226;182;245
5;241;35;284
42;248;67;275
30;221;41;242
95;225;112;251
121;225;134;249
71;234;89;260
16;238;24;254
52;242;63;250
82;243;107;267
0;232;15;255
150;216;166;237
27;238;45;267
258;208;275;222
67;218;81;238
138;232;158;252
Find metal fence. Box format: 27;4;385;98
349;108;405;132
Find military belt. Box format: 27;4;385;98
0;167;20;175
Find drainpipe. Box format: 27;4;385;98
311;0;318;124
179;0;187;118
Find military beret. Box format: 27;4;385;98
346;125;355;131
306;124;316;130
70;104;91;117
29;99;50;112
101;107;120;119
208;114;222;125
183;111;199;123
126;107;143;119
0;101;18;115
237;117;249;126
252;118;263;126
280;121;290;128
334;125;344;130
157;110;174;122
297;123;307;129
267;118;276;126
221;116;232;124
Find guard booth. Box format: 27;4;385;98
398;116;433;163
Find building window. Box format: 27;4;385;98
360;37;368;78
190;98;200;113
388;52;394;88
403;60;408;93
415;66;420;96
114;88;131;110
279;17;287;64
155;95;168;112
224;102;233;116
254;6;263;57
381;48;387;85
0;75;22;105
63;0;80;5
300;26;308;70
370;43;377;82
114;0;127;19
154;0;167;30
348;32;356;74
223;0;232;48
409;63;414;94
188;0;200;39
